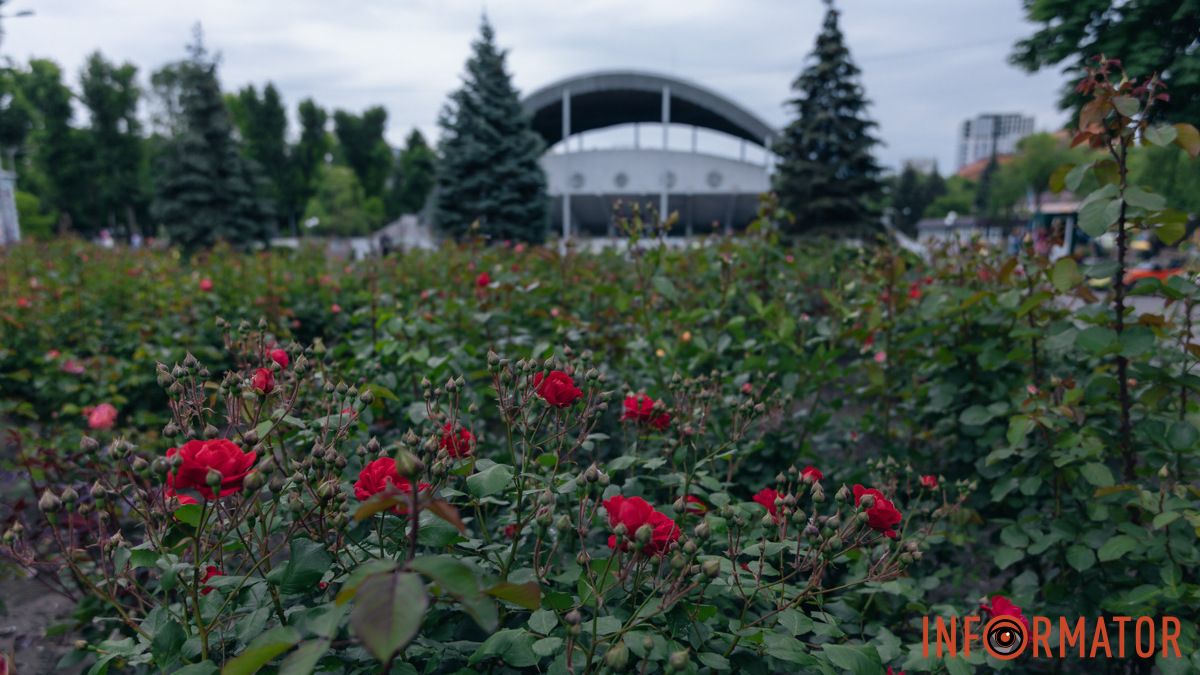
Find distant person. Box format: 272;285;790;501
1008;227;1023;255
98;229;115;249
130;232;143;249
380;234;393;257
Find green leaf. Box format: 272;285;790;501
1048;163;1072;193
993;546;1023;570
763;633;809;663
485;581;541;610
409;555;498;632
1076;326;1119;355
1174;123;1200;158
1167;421;1198;451
777;608;814;636
335;559;398;605
1097;534;1138;562
174;503;202;527
532;637;563;658
1066;545;1096;572
466;463;514;498
1112;96;1139;117
221;626;301;675
1124;186;1166;211
651;275;678;302
1156;219;1187;245
350;572;428;663
279;539;332;595
1077;185;1120;236
278;639;330;675
175;665;219;675
469;628;539;668
1080;462;1114;487
528;609;557;634
820;643;880;672
1051;257;1082;292
1119;326;1156;357
699;651;732;670
150;618;186;671
958;405;993;426
1153;512;1180;529
1064;161;1092;192
1145;124;1178;147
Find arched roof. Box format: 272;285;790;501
522;70;776;147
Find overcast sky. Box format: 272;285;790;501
3;0;1071;171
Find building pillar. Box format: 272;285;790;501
660;85;670;223
562;87;571;244
691;126;698;153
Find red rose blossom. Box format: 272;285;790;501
269;348;289;368
800;465;823;482
167;439;257;500
503;523;519;539
354;457;431;514
683;495;707;514
252;367;274;394
199;278;213;292
980;595;1029;630
200;566;223;595
753;487;781;516
533;370;583;407
440;422;474;458
620;393;671;431
331;303;342;314
476;271;491;288
852;484;902;539
919;475;938;489
603;495;679;556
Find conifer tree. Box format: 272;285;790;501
773;0;883;236
151;29;273;250
435;17;547;242
387;128;437;218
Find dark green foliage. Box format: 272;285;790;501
1012;0;1200;123
773;0;883;237
78;51;145;236
293;98;331;228
333;106;391;200
15;59;87;233
387;128;437;218
150;32;273;250
435;18;548;243
228;82;295;230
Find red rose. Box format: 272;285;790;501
886;668;906;675
620;393;671;431
602;495;679;556
683;495;707;514
200;566;223;595
270;348;289;368
907;283;921;300
165;487;198;507
86;403;118;430
167;439;257;500
199;278;213;292
440;422;474;458
331;303;342;314
980;595;1029;630
476;271;491;288
503;523;519;539
852;484;902;539
252;367;274;394
533;370;583;407
919;475;938;489
753;487;780;516
354;457;431;514
800;465;823;482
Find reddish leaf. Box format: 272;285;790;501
1174;123;1200;159
485;581;541;610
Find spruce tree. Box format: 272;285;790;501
151;30;273;250
435;17;547;243
773;0;883;237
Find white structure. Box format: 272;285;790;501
522;71;777;237
957;113;1034;169
0;167;19;246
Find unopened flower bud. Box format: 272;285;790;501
565;609;582;625
858;494;875;509
668;650;689;671
80;436;99;452
702;558;720;578
39;489;62;513
694;522;710;539
206;469;222;488
835;485;851;503
605;641;630;671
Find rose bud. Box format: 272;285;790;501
80;436;99;452
605;642;630;672
694;522;710;540
38;490;62;513
206;469;223;488
702;558;720;578
668;650;690;671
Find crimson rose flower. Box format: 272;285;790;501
800;465;823;482
980;595;1029;630
683;495;707;514
167;440;256;500
753;487;781;516
269;348;289;368
252;367;274;394
200;566;223;595
86;403;118;430
199;278;213;292
620;393;671;430
533;370;583;407
919;475;938;489
440;422;474;458
476;271;491;288
354;457;431;514
852;484;902;539
603;495;679;556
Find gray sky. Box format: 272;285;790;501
3;0;1070;171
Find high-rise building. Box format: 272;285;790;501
957;113;1034;169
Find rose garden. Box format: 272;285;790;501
0;2;1199;669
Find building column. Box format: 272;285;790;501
562;87;571;244
660;85;670;223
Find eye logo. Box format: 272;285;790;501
984;616;1027;660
